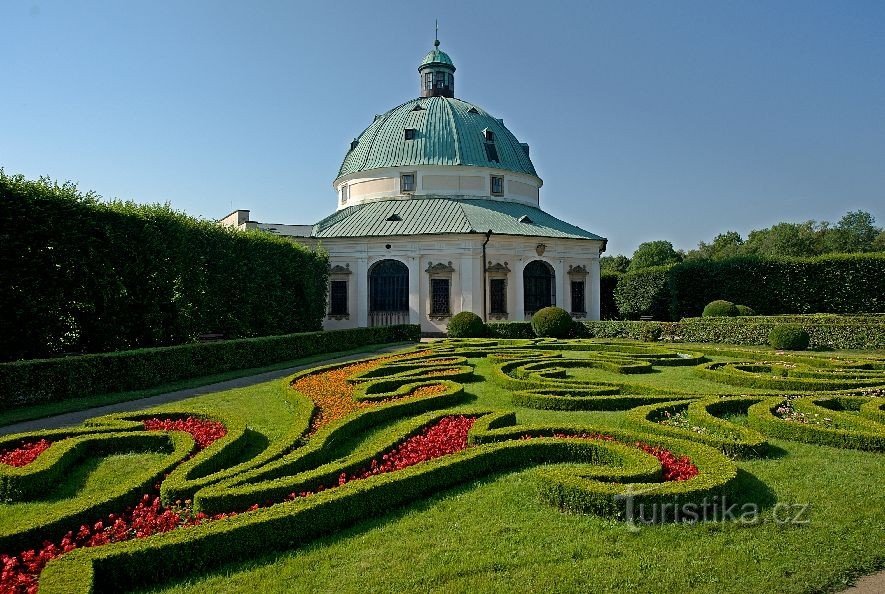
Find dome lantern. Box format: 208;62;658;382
419;37;455;98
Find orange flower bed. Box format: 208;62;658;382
293;351;433;435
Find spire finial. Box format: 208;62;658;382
434;19;440;47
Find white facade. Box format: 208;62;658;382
293;233;602;334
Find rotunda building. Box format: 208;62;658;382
221;40;607;334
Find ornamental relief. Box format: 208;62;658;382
486;261;511;274
425;261;455;275
329;263;352;275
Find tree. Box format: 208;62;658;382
744;221;823;258
687;231;745;261
825;210;880;253
628;240;682;271
600;254;630;274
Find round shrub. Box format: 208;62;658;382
769;324;810;350
447;312;486;338
702;300;739;317
735;304;756;316
531;307;574;338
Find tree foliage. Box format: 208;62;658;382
628;241;682;271
600;254;631;274
677;210;884;262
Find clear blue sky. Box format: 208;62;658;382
3;0;883;255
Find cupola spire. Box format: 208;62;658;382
418;23;455;98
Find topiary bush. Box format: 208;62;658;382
530;307;574;338
768;324;810;350
702;300;739;317
735;304;756;316
446;312;486;338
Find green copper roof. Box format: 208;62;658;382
337;97;538;179
421;48;454;67
311;198;604;241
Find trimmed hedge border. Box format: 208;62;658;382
0;325;420;410
747;397;885;451
625;397;769;458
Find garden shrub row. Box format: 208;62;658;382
675;316;885;349
694;361;885;391
0;172;330;361
625;397;769;458
611;253;885;320
39;413;738;594
0;325;420;409
747;398;885;451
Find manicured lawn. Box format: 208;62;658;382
1;339;882;593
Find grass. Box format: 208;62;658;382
0;343;409;428
4;340;884;593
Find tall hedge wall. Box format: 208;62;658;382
613;253;885;321
0;172;329;361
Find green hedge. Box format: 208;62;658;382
612;253;885;320
747;397;885;451
613;265;672;320
0;325;420;409
625;397;769;458
0;171;329;361
676;316;885;349
486;322;535;338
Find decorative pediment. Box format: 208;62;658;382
425;261;455;275
486;261;511;274
329;263;352;275
568;264;589;276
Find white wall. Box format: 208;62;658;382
334;165;543;209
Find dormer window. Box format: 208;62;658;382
386;214;402;222
467;106;479;114
412;103;425;111
401;173;416;193
490;176;504;196
518;215;533;224
404;128;416;140
349;139;359;151
483;128;495;142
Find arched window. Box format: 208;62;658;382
369;259;409;326
523;260;555;315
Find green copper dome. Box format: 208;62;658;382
336;97;538;179
421;47;454;68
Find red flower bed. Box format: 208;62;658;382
142;417;227;449
283;414;477;501
0;440;51;468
